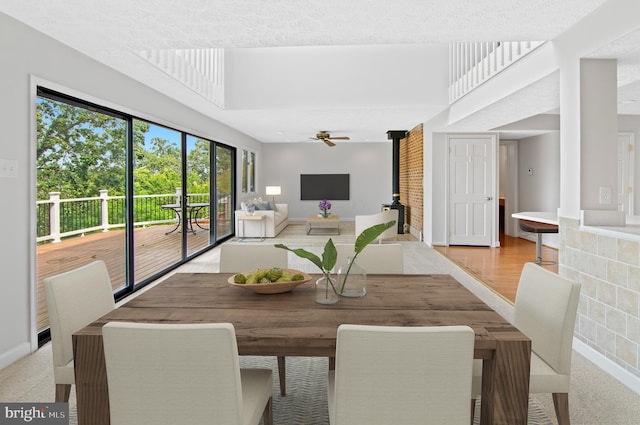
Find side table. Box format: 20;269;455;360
237;214;266;241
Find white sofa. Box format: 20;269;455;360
234;203;288;238
354;209;399;243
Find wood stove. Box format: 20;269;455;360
383;130;407;234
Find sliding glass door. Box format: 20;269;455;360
36;88;235;338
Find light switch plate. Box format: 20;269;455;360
0;159;18;178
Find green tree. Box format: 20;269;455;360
37;98;150;200
133;136;182;195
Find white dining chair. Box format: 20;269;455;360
354;209;399;243
219;243;288;273
334;243;404;274
219;242;289;396
102;322;273;425
43;260;116;402
328;324;475;425
471;262;581;425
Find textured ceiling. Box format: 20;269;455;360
3;0;638;143
0;0;608;49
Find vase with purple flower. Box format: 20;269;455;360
319;199;331;218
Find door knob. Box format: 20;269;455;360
486;196;493;201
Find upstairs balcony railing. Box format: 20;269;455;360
36;189;232;243
449;41;545;103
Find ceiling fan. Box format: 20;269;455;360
309;131;350;147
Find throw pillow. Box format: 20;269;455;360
255;201;273;210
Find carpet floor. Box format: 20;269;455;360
3;222;640;424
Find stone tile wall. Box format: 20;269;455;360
560;217;640;378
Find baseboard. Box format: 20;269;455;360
573;337;640;395
0;342;32;370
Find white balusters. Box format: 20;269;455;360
449;41;545;103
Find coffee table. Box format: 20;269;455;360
306;214;340;235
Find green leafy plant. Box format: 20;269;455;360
338;220;396;293
275;220;396;295
275;238;339;296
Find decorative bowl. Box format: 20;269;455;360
227;268;312;294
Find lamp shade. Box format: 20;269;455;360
265;186;281;196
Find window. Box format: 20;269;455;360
241;149;256;193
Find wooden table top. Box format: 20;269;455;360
236;214;266;220
77;272;521;358
306;214;340;222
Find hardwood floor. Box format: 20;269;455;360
434;234;558;303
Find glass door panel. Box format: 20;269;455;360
132;121;183;284
35;94;127;332
215;145;234;240
186;135;212;256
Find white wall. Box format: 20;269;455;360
226;44;449;109
580;59;618;211
261;142;392;220
0;13;263;368
516;132;561;247
430;133;449;245
517;132;561;212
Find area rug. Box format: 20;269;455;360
69;356;554;425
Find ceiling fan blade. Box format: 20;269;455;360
327;136;350;140
323;139;336;147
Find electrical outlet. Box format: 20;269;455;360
0;159;18;179
599;186;611;204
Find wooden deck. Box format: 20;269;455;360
36;221;230;331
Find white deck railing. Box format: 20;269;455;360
449;41;545;103
36;189;231;243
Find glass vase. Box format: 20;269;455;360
337;256;367;297
315;275;338;304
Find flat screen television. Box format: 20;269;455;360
300;174;350;200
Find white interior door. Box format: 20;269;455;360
448;135;496;246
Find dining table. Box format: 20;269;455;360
72;273;531;425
